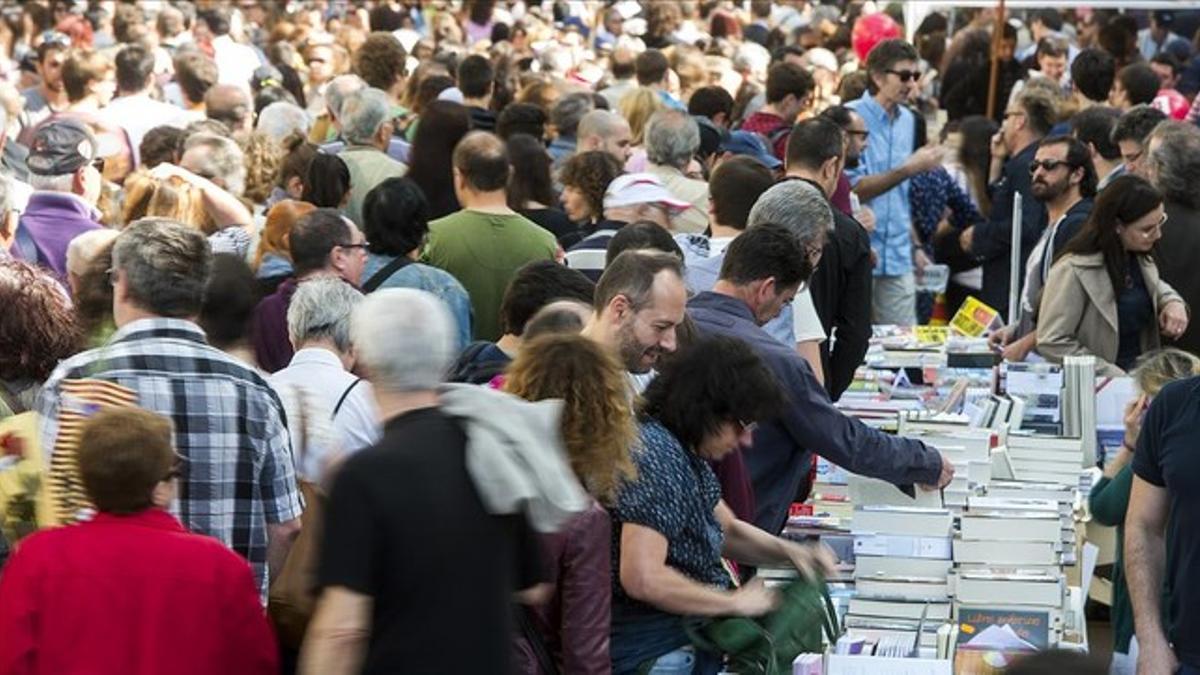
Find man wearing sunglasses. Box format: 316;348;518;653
993;136;1097;362
846;39;944;327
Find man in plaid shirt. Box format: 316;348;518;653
38;218;303;602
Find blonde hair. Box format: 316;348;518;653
1132;348;1200;397
240;132;283;205
619;86;666;146
504;333;637;505
121;171;210;232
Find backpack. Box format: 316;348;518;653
448;341;509;385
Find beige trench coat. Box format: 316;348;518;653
1036;252;1186;376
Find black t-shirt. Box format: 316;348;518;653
520;207;581;244
1132;377;1200;666
318;407;543;674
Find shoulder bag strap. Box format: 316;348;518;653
517;605;561;675
361;255;413;293
331;378;363;420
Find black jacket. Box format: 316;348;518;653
1156;201;1200;357
809;204;873;401
971;141;1048;320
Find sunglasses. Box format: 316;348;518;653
885;69;921;83
1029;159;1074;174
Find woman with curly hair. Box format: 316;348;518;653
611;336;834;675
238;131;283;207
504;332;637;675
0;260;81;419
560;150;624;246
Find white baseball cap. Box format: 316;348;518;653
603;173;690;211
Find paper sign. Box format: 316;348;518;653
950;297;1001;338
915;326;951;345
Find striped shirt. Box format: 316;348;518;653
37;318;304;601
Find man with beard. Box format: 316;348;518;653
824;106;876;231
992;136;1097;361
582;250;688;391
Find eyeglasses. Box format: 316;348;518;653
885;69;921;83
1029;159;1074;174
337;242;369;252
1003;110;1026;120
91;157;105;173
847;129;870;140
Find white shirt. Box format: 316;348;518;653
212;34;261;91
792;288;827;344
269;348;381;483
101;93;187;166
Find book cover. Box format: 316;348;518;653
953;608;1050;675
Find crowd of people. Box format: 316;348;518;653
0;2;1199;674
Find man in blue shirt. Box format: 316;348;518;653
846;39;946;326
688;223;951;535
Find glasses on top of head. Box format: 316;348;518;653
40;31;71;49
885;69;921;83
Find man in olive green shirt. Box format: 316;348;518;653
424;132;558;341
336;87;408;228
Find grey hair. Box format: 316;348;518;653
352;288;455;392
1148;120;1200;210
733;42;771;78
112;218;212;318
645;109;700;170
747;180;834;244
256;102;311;144
66;227;119;278
29;173;77;193
551;92;594;138
286;276;363;353
539;45;573;76
577;109;626;141
182;132;246;197
326;74;366;118
340;87;392;145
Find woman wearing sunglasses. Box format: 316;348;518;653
1037;174;1189;375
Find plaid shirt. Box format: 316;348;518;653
37;318;304;601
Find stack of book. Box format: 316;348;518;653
896;418;997;510
848;505;955;649
1003;435;1085;486
1061;355;1098;466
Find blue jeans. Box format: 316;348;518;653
611;613;722;675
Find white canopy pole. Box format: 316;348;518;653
1008;192;1023;323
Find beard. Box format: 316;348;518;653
844;153;860;170
616;320;660;374
1030;177;1066;202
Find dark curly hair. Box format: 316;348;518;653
559;150;623;223
0;260;82;381
639;335;783;453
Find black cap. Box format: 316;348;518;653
27;118;99;176
1154;10;1175;26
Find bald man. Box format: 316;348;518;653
423;132;560;340
577;109;634;164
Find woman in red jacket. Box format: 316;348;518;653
504;332;639;675
0;407;278;675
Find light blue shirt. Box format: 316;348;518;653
846;91;916;278
363;253;473;350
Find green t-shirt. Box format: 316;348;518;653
338;146;409;228
424;209;557;341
